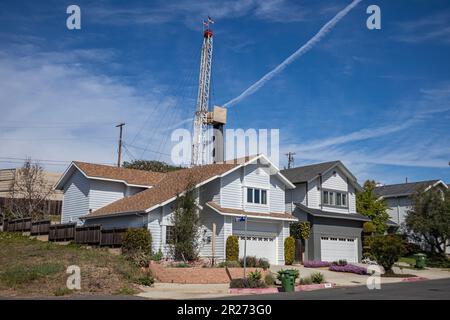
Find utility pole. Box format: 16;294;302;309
285;152;296;169
116;123;125;167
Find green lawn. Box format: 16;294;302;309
398;257;416;266
0;232;147;297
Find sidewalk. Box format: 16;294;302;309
136;283;230;300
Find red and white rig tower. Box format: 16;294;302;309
191;17;227;166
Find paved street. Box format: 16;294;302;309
221;278;450;300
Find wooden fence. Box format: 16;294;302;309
30;220;51;236
75;224;101;245
48;223;76;242
2;218;131;248
100;228;127;247
3;218;32;232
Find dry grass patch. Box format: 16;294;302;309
0;232;147;297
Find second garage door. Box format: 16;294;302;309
320;236;358;263
237;235;277;265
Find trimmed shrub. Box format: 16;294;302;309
122;228;152;255
284;236;295;265
264;273;276;286
369;235;406;273
363;221;376;233
303;260;331;268
226;235;239;261
310;272;325;284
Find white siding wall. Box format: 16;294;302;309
220;168;243;209
269;175;285;213
61;170;90;224
243;164;270;213
199;208;225;259
277;221;290;265
348;184;356;213
223;216;233;257
148;207;162;253
322;168;348;192
286;183;306;212
88;180;125;212
307;178;321;209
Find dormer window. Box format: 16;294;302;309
247;188;267;205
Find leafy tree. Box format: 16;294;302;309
290;221;310;240
369;235;406;274
406;188;450;255
170;179;201;261
356;180;390;234
123;160;182;173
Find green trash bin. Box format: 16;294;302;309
278;269;297;292
414;253;426;269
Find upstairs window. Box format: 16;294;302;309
247;188;267;205
323;190;348;208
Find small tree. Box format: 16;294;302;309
226;235;239;261
362;221;376;259
406;188;450;255
284;236;295;265
7;158;54;220
170;179;201;261
369;235;406;274
356;180;389;234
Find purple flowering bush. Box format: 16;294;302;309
303;260;331;268
328;264;368;275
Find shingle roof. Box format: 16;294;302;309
83;162;240;218
374;180;440;198
73;161;166;187
294;203;370;222
206;201;297;221
281;161;341;184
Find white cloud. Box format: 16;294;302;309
0;46;187;171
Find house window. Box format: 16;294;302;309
323;190;348;207
166;226;174;244
247;188;253;203
261;190;267;204
246;188;267;205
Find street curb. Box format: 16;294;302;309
295;283;335;291
228;283;335;294
401;276;428;282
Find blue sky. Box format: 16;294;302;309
0;0;449;185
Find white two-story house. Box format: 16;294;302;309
55;154;296;265
282;161;370;263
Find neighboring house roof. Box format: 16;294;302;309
206;201;298;222
82;154;295;220
294;203;370;222
374;180;448;199
55;161;166;189
281;160;362;191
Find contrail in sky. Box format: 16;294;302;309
223;0;362;108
